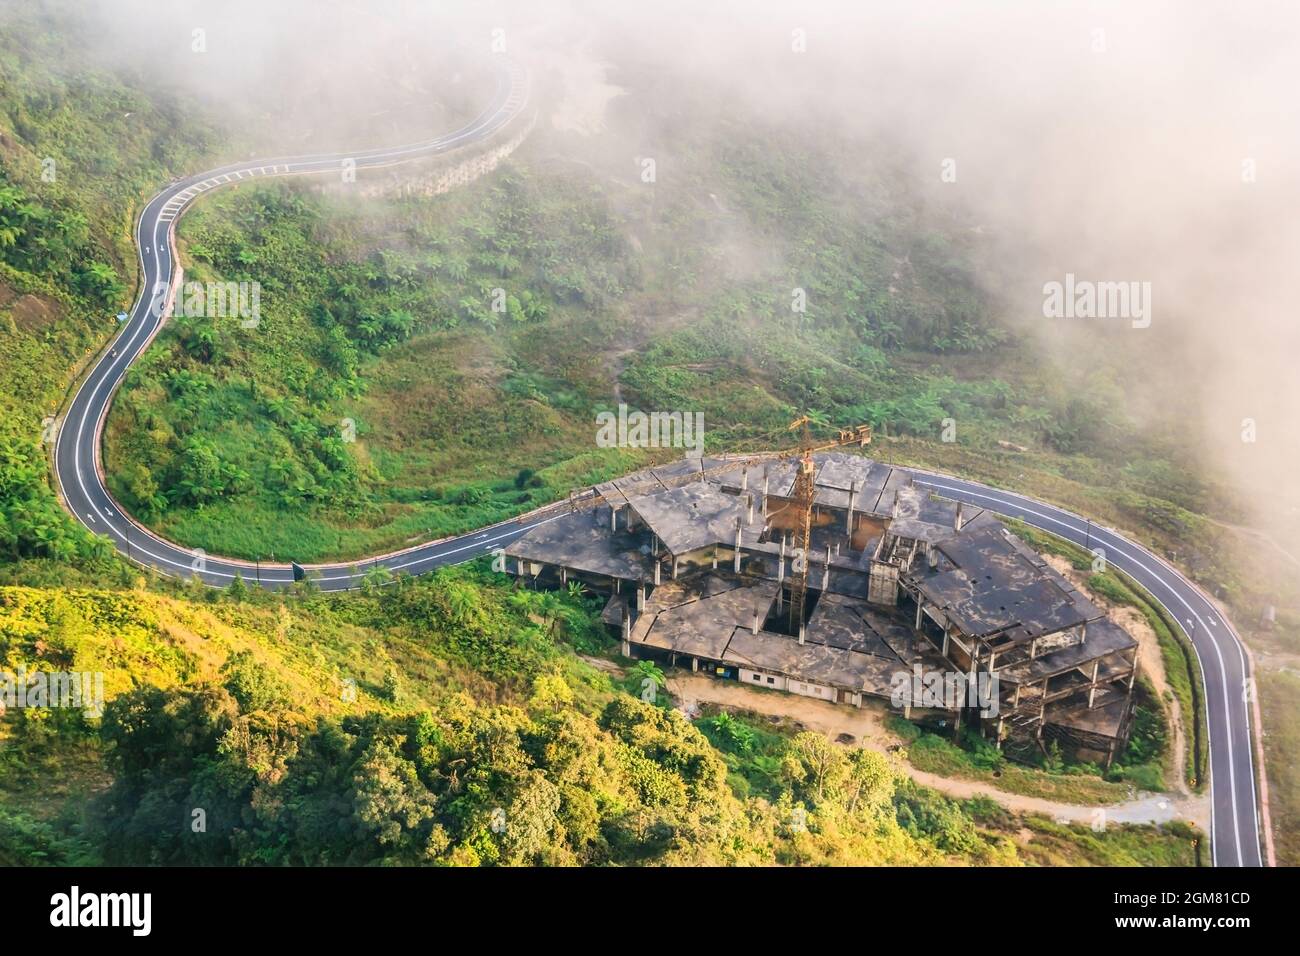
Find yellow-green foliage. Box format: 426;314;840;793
1260;669;1300;866
0;577;1017;866
0;574;1206;866
1;586;343;713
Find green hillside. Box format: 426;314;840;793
0;1;223;570
0;1;1276;867
0;568;1199;866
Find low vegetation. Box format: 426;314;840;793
0;565;1203;865
1007;520;1206;791
0;2;1279;865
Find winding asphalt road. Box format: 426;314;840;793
910;471;1264;868
50;60;1262;868
54;58;530;591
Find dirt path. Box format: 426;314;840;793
579;654;624;676
600;307;699;405
1041;554;1192;797
665;671;1210;832
1200;514;1300;569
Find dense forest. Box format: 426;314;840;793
0;569;1198;866
0;0;1288;867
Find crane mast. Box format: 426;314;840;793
781;416;872;633
786;452;818;632
539;415;872;637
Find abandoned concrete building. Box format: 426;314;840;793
504;453;1140;766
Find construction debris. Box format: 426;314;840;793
506;449;1139;766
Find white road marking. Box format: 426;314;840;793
52;51;1253;868
916;477;1254;866
57;62;526;586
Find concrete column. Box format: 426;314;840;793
733;521;742;573
691;657;699;672
941;630;950;657
611;505;618;531
915;599;924;631
1088;660;1101;707
778;556;785;583
654;561;661;586
621;613;631;657
762;471;770;519
560;567;567;585
637;585;645;611
846;481;857;534
741;467;748;492
752;608;760;634
712;546;719;569
672;557;679;580
798;621;806;645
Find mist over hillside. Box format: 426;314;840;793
56;0;1298;527
0;0;1297;882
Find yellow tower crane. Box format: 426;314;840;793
782;417;872;631
533;416;872;634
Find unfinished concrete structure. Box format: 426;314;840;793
506;453;1139;766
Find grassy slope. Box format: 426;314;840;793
0;4;1279;863
0;2;224;570
96;56;1299;860
1006;520;1206;792
0;571;1199;865
696;708;1197;865
104;167;651;559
